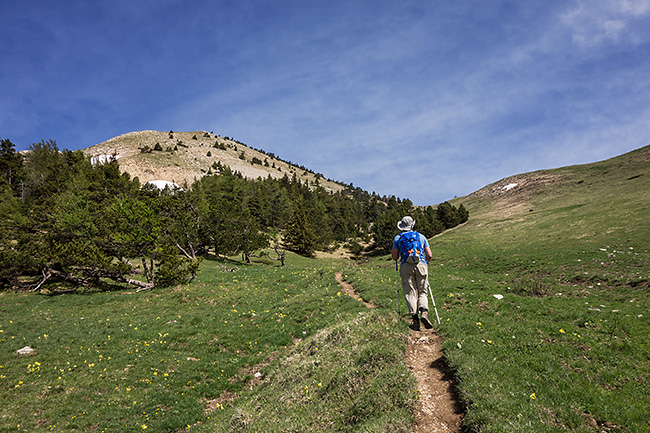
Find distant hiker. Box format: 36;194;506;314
392;216;433;331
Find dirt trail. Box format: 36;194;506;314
334;272;376;308
335;272;463;433
407;331;464;432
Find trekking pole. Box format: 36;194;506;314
395;261;402;315
427;280;441;325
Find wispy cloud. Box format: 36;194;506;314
560;0;650;47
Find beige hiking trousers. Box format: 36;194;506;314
399;261;429;316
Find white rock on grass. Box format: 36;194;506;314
16;346;35;355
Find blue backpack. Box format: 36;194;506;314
398;231;423;264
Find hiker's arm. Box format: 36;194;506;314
391;248;400;261
425;247;432;262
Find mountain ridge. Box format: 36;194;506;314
83;130;345;193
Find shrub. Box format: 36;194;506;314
154;251;201;287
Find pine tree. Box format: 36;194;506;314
371;208;401;252
0;138;24;192
457;204;469;224
283;197;317;257
436;201;460;229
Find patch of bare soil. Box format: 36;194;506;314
467;173;562;223
334;273;463;432
316;246;355;260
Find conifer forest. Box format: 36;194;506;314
0;138;468;292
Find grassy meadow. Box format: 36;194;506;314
0;255;415;433
2;145;649;432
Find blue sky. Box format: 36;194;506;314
2;0;649;205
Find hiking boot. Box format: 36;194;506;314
409;315;421;331
420;310;433;329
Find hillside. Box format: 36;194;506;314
450;144;650;250
343;144;650;432
83;130;345;193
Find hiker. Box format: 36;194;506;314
392;216;433;330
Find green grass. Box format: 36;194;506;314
344;241;650;432
0;254;415;432
423;243;650;433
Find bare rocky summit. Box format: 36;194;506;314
83;130;344;193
